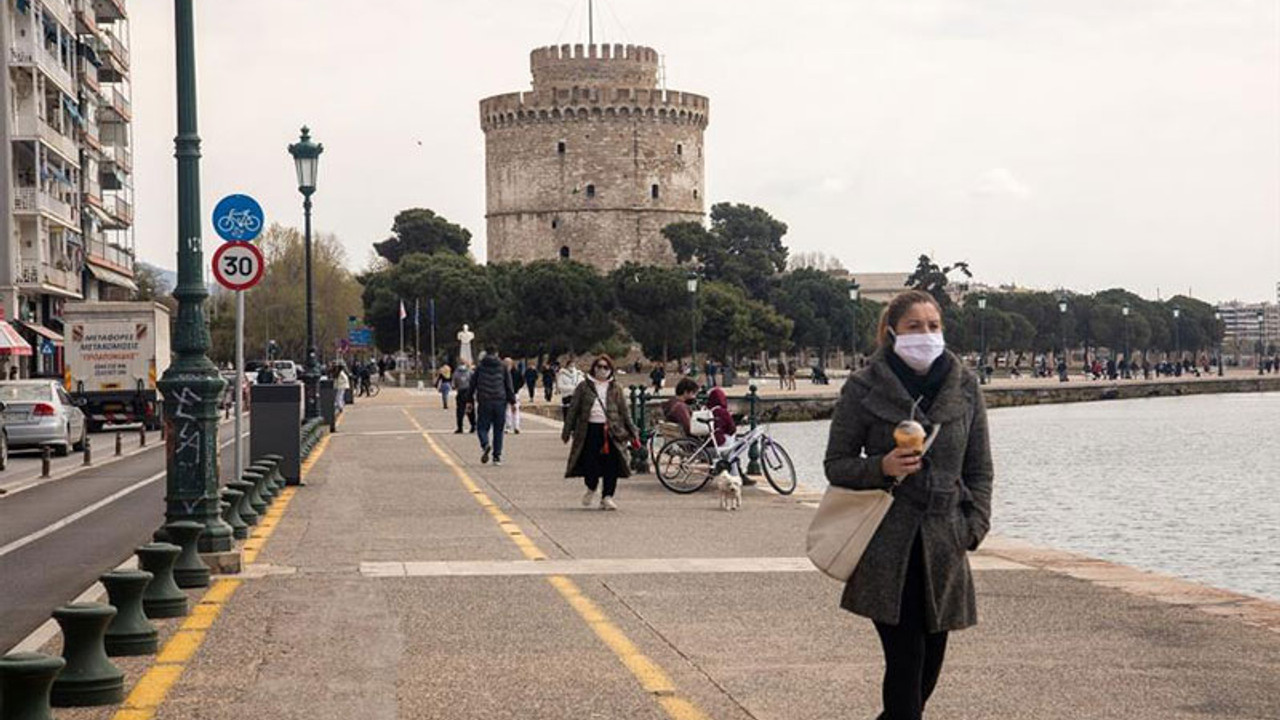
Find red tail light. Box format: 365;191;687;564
32;403;57;417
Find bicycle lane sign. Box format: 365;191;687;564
212;193;265;242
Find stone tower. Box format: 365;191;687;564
480;44;709;270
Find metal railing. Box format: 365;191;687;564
18;259;79;292
74;4;98;35
87;238;134;271
99;26;130;69
13;187;76;225
107;87;131;121
15;114;80;164
42;0;73;28
79;56;101;94
108;195;133;225
102;143;132;173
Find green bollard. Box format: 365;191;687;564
220;488;249;539
49;603;124;707
164;521;210;589
746;384;762;476
136;543;188;619
226;480;259;526
249;462;277;500
261;453;286;491
100;570;158;656
0;652;65;720
241;469;268;515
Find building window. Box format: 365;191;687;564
557;141;566;155
693;189;699;199
585;184;596;198
651;184;660;199
551;218;559;229
676;143;683;156
559;246;571;260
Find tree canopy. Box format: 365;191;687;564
662;203;789;301
373;208;472;264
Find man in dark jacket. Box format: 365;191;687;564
470;350;516;465
523;363;539;402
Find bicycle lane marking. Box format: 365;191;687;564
110;434;331;720
400;408;713;720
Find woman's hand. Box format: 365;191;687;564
881;447;923;478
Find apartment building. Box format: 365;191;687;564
1214;301;1279;358
1;0;135;378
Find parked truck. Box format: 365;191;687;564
63;302;172;431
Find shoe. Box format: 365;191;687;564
453;429;463;434
481;448;490;464
742;476;758;486
600;496;618;511
514;428;521;434
581;489;596;507
494;458;503;466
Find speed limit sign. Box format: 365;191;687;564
212;242;264;291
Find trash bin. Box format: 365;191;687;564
250;384;303;485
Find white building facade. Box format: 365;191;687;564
1;0;135;378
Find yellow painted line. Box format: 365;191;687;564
110;438;330;720
401;408;709;720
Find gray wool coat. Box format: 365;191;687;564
562;379;639;479
823;349;994;632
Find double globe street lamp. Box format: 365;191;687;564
1122;304;1131;378
1172;306;1182;371
977;294;988;384
1057;297;1069;381
848;280;860;368
686;271;699;378
1257;309;1266;376
1213;309;1224;377
288;127;325;419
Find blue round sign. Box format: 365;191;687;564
212;194;264;242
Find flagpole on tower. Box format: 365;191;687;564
414;299;421;373
588;0;594;45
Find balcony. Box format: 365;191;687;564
18;259;81;294
42;0;73;28
94;0;127;22
97;87;131;123
75;4;99;35
15;114;80;165
80;121;102;155
101;142;131;174
102;194;132;229
14;187;78;227
79;56;101;96
87;238;134;274
97;26;129;72
8;42;76;95
83;177;103;209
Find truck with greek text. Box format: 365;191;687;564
63;302;171;431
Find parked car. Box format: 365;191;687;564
0;380;87;457
272;360;299;382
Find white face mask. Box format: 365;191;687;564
594;367;612;381
893;332;946;373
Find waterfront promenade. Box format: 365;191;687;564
31;387;1280;720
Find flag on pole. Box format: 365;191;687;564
399;299;407;321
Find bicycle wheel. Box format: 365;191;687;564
368;383;382;398
760;438;798;495
654;438;714;494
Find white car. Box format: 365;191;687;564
272;360;299;382
0;380;87;457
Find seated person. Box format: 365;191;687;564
705;387;737;448
661;378;700;435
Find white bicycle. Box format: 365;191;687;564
216;208;262;237
653;407;797;495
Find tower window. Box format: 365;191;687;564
693;189;699;199
551;218;559;229
586;184;596;198
676;143;683;156
651;184;660;199
557;141;566;155
559;246;571;260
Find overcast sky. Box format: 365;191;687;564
130;0;1279;303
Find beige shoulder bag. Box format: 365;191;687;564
807;424;941;581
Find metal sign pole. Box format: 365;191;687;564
234;290;244;481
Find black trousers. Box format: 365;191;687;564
873;532;949;720
456;399;475;432
580;423;619;498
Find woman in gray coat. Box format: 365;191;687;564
824;290;994;720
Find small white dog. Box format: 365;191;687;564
715;470;742;511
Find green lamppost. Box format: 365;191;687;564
977;294;988;384
1256;309;1265;376
848;280;860;368
288;128;324;418
686;271;699;378
1213;309;1224;377
1057;297;1069;382
1172;306;1182;371
156;0;231;552
1122;305;1131;378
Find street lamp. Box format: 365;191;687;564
686;271;699;378
1122;305;1131;379
849;280;861;368
1172;306;1182;371
288;127;324;418
977;295;988;384
1213;309;1224;377
1257;309;1265;376
1057;297;1069;381
154;0;231;552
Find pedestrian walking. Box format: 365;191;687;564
556;358;585;421
541;364;556;403
469;349;516;465
786;361;798;391
333;363;350;415
562;354;638;511
649;364;666;395
823;289;993;720
452;362;476;433
509;358;525;399
524;363;540;402
435;363;453;409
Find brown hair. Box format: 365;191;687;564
591;354;615;372
876;290;943;347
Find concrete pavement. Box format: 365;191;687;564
30;388;1280;720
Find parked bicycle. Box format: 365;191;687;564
653;406;797;495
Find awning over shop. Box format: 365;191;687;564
86;261;139;292
16;321;64;347
0;321;34;357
